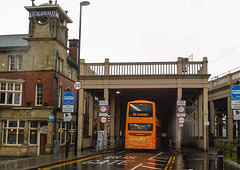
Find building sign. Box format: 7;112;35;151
30;10;56;18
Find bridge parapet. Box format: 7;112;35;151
209;68;240;90
80;57;208;76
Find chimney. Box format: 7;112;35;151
68;39;79;63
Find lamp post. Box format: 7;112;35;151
75;1;90;156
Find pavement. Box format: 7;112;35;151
0;146;240;170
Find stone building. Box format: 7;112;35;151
0;2;79;156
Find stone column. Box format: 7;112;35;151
24;121;29;145
210;101;215;135
227;96;233;139
104;88;109;149
115;97;121;146
46;120;54;154
203;87;209;151
88;94;94;147
198;93;203;149
110;94;116;148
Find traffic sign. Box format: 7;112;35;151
231;85;240;99
178;117;185;124
63;92;75;104
177;100;186;117
177;106;185;113
64;113;72;122
100;116;107;124
100;105;107;113
99;100;108;117
62;92;75;113
230;85;240;109
73;81;82;90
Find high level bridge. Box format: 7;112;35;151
77;57;210;151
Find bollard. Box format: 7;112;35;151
237;144;240;164
217;149;223;170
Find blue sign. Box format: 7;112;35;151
63;92;75;104
231;85;240;99
49;115;54;119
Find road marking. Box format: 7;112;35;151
164;156;173;170
148;162;165;166
149;152;163;160
141;165;162;169
40;154;103;170
131;163;143;170
169;156;176;170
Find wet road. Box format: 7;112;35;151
41;149;176;170
40;148;240;170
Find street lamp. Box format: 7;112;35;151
75;1;90;156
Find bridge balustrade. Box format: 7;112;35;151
81;57;207;76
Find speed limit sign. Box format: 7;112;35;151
73;81;82;90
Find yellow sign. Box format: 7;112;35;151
11;110;31;117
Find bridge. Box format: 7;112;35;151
209;68;240;146
77;57;210;151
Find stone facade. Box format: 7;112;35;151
0;2;78;156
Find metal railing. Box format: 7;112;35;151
218;140;238;162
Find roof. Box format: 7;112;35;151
0;34;28;47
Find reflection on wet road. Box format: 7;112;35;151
42;150;175;170
41;148;240;170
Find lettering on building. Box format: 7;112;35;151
30;10;56;18
11;110;31;117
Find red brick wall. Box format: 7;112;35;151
0;71;75;107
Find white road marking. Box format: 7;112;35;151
141;165;162;169
130;163;143;170
149;152;163;160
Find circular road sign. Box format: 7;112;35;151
73;81;82;90
231;85;240;99
177;105;185;113
100;105;107;113
178;117;185;124
100;116;107;124
63;92;75;104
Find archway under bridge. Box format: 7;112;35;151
77;57;210;151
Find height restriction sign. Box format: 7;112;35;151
177;100;186;117
99;100;108;117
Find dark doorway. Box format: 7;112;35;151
40;134;47;155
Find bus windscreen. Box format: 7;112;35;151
129;103;153;117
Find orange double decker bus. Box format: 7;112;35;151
125;100;161;150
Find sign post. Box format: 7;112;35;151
62;91;75;158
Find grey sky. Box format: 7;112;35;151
1;0;240;78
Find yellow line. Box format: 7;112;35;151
164;156;173;170
169;156;175;170
40;154;103;170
